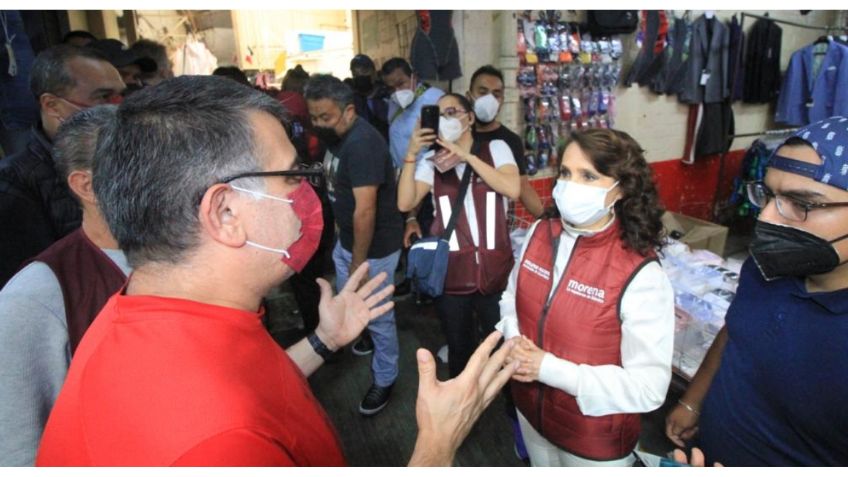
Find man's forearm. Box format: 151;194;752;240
408;432;455;466
519;176;544;218
351;208;376;269
680;325;729;408
286;337;327;378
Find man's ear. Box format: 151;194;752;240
40;93;64;120
198;184;247;248
67;170;96;205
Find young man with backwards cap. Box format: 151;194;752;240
665;116;848;466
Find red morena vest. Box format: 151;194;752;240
30;228;127;355
511;218;657;461
429;141;513;295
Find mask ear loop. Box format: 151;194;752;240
244;240;291;258
230;185;296;258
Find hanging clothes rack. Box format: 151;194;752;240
739;12;848;34
727;128;798;140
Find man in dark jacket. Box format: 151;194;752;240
0;44;124;287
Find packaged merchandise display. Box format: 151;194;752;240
661;239;742;380
517;10;622;175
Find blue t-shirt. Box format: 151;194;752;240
697;259;848;466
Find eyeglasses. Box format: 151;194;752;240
220;161;324;187
57;94;122;109
440;107;468;120
745;181;848;222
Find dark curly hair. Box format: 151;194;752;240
552;128;666;256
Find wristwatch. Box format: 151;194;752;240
308;333;334;360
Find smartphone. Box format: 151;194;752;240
420;105;441;151
420;105;440;132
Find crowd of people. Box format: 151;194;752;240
1;24;848;467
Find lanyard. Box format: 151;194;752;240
1;12;17;77
390;83;429;123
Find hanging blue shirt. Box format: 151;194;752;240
387;84;444;169
697;259;848;466
776;41;848;126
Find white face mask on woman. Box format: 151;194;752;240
553;179;619;227
438;116;468;143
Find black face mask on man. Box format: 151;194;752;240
749;221;848;281
314;126;341;146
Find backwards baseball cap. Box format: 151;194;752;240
768;116;848;190
88;39;157;73
350;54;375;71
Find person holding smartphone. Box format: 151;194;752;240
397;93;520;378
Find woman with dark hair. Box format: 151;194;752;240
497;128;674;466
398;92;520;377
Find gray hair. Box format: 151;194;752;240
92;75;289;268
303;74;354;111
53;105;118;201
30;44;109;99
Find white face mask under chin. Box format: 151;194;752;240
553;179;619;227
231;185;297;258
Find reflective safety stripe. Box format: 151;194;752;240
438;195;460;251
486;191;496;250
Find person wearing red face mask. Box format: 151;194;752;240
36;75;516;467
0;44;124;288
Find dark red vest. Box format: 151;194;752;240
430;141;513;295
31;228;127;355
511;219;656;461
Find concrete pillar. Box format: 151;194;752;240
494;11;521;133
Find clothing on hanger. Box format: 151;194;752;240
742;17;782;104
776;39;848;125
679;13;730;104
410;11;462;81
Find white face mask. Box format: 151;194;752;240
553;179;619;227
392;89;415;109
472;94;500;123
438;116;467;143
231;185;300;258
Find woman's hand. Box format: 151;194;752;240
406;121;437;159
507;336;546;382
435;138;471;163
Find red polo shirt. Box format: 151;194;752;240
37;293;345;466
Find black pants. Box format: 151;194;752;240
434;291;502;378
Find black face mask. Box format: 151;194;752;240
352;76;373;94
314;126;341;146
749;221;848;281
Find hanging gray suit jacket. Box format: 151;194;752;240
679;15;730;104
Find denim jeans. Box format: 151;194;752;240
332;241;400;387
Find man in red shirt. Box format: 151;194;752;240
36;75;515;466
